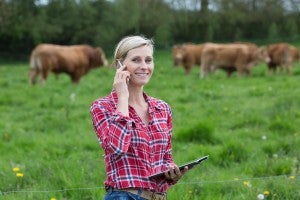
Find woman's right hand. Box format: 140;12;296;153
113;62;130;116
113;62;130;99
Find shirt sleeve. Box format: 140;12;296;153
90;100;133;155
164;105;180;186
164;103;174;162
164;105;175;166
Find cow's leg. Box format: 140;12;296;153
209;65;216;73
28;69;38;85
229;71;235;77
70;73;81;84
225;67;235;78
40;70;49;85
200;65;208;79
278;64;285;74
243;64;252;76
286;64;292;75
267;63;273;74
272;67;277;74
245;68;251;76
236;67;245;77
184;64;193;74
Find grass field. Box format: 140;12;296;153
0;50;300;200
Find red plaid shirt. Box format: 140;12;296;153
90;90;176;192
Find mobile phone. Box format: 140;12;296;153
117;60;129;84
117;60;123;69
149;155;209;179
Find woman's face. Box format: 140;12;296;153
123;45;154;87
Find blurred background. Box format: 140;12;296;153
1;0;300;60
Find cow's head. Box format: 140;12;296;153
172;45;186;67
92;47;108;67
256;46;271;63
291;47;300;62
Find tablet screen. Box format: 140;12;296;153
149;155;209;179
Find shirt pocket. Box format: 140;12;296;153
152;121;169;133
149;121;170;154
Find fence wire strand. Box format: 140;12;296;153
1;173;298;196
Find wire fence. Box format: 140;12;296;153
1;173;298;196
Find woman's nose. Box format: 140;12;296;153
140;61;149;68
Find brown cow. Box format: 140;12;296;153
29;44;108;85
172;43;205;74
267;43;300;74
172;42;247;77
200;43;270;78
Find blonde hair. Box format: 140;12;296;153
113;35;154;67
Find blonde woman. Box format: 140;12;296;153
90;35;187;200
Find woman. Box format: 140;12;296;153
90;35;187;200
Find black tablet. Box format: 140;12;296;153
149;155;209;179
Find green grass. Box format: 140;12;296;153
1;50;300;199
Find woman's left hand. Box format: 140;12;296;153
165;165;188;181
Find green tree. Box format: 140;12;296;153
154;24;172;48
0;0;38;54
1;0;300;59
268;22;279;41
285;18;298;39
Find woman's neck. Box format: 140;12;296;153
128;86;146;106
128;86;149;125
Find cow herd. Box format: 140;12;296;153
172;42;300;78
28;42;300;85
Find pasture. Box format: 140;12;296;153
0;50;299;200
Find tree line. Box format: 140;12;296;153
0;0;300;59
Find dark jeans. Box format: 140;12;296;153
104;187;147;200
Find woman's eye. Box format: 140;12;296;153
131;57;152;63
132;58;140;62
146;59;153;63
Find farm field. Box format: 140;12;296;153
0;50;300;200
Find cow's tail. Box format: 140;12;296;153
29;55;42;85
